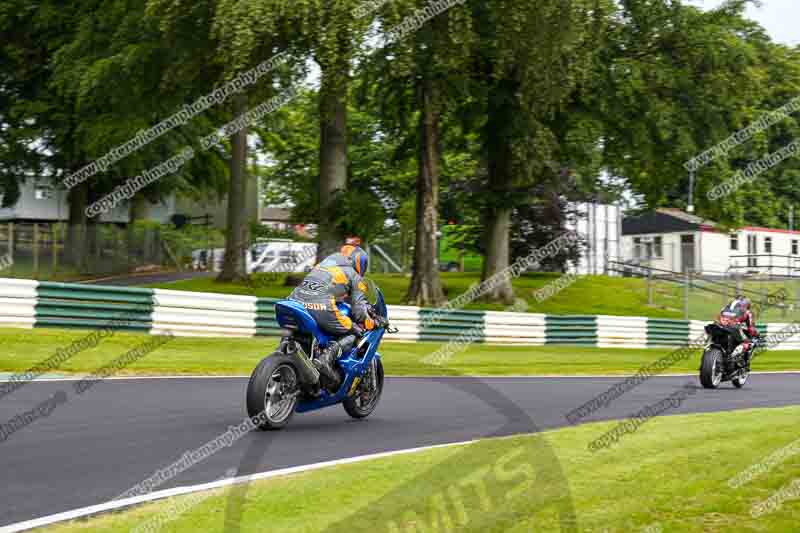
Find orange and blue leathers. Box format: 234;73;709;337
288;248;374;336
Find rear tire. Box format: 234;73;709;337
343;358;384;419
246;353;300;430
700;348;724;389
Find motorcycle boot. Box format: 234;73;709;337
314;334;357;391
743;340;756;369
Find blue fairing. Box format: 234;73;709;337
295;328;384;413
274;300;330;345
286;287;388;414
274;300;351;347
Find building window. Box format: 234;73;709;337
633;237;641;259
747;234;757;267
653;236;663;258
680;234;695;272
34;183;53;200
730;234;738;251
793;240;798;255
764;237;772;254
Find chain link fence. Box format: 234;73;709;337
0;221;224;280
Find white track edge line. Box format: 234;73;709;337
0;439;478;533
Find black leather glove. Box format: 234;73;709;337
372;315;389;329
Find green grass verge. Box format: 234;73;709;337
145;272;800;321
45;406;800;532
1;258;86;282
148;273;668;316
1;327;799;377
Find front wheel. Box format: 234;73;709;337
700;348;724;389
246;353;300;430
343;357;384;419
732;367;749;388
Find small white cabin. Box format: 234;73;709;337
622;208;800;277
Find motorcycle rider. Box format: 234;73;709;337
718;295;761;363
288;238;387;390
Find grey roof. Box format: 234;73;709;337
655;208;717;227
622;208;718;235
259;207;292;221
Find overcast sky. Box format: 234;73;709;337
687;0;799;46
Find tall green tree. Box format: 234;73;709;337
1;1;86;262
149;0;296;281
467;0;596;303
292;0;373;259
357;0;476;304
53;0;224;270
593;0;799;227
3;0;227;272
254;89;408;245
208;0;288;281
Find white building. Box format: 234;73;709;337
566;202;622;275
0;176;265;230
622;208;800;277
0;178;186;224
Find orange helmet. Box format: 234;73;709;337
340;241;368;275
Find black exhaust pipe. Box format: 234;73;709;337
285;340;320;385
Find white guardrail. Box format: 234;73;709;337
0;278;799;349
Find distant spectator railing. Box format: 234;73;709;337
728;254;800;278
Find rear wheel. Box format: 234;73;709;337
246;353;300;430
700;348;724;389
343;357;384;419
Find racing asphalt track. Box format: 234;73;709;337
1;373;799;529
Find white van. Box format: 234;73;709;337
249;240;317;274
193;241;317;273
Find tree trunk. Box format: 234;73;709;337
481;82;517;304
86;217;98;274
126;196;147;271
67;180;89;273
218;96;250;282
481;206;515;303
317;70;349;261
405;78;445;306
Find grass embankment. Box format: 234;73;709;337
46;406;800;532
1;327;799;377
146;272;800;322
150;272;671;316
1;259;86;282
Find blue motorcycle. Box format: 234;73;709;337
246;284;391;430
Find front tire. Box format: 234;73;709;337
343;357;384;419
246;353;300;430
700;348;724;389
732;367;749;388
